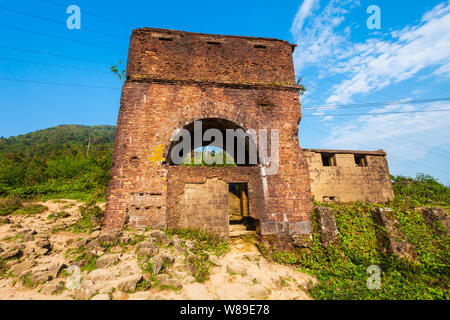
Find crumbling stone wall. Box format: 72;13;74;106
303;149;394;203
103;28;313;237
177;178;229;237
166;166;273;237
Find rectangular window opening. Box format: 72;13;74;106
159;37;173;41
321;153;336;167
206;41;221;46
254;45;267;49
354;154;368;167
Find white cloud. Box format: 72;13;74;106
293;1;450;182
433;62;450;78
290;0;320;33
320;102;450;162
291;1;450;104
291;0;358;71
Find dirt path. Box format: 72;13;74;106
0;200;315;300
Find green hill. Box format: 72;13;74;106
0;125;116;200
0;125;115;156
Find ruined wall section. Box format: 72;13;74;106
167;166;264;233
303;149;394;203
127;28;297;86
104;28;313;235
177;178;229;237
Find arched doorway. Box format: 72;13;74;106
166;118;261;237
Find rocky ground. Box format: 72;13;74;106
0;200;315;300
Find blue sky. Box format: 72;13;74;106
0;0;449;185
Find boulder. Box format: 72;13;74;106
315;207;340;248
162;253;175;264
150;230;171;246
292;234;313;248
98;230;120;245
73;287;95;300
182;283;212;300
138;241;158;256
85;239;100;250
5;260;19;268
209;255;221;266
47;261;65;278
1;249;21;260
110;246;123;253
156;274;182;289
23;247;35;256
87;268;113;282
41;282;64;295
418;207;450;233
247;284;268;299
35;237;52;250
374;208;418;261
128;292;154;300
227;263;247;275
10;260;35;277
118;275;142;292
29;271;49;284
89;230;101;239
96;254;120;268
148;256;163;275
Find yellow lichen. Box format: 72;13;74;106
149;144;165;167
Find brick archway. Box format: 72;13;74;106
103;28;313;238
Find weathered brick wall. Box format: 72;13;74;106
103;28;314;236
167;166;264;233
177;178;229;237
127;28;297;86
303;149;394;203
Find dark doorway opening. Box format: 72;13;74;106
228;183;256;234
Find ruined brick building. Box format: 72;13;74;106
103;28;393;239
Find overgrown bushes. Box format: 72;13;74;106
0;125;114;201
272;202;449;300
65;201;104;233
0;196;23;216
391;173;450;207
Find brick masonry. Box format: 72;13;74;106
103;28;314;237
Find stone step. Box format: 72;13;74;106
229;224;247;232
229;230;257;237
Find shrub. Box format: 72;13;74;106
0;196;23;216
12;204;48;215
65;201;104;233
272;202;449;300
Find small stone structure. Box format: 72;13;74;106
304;149;394;203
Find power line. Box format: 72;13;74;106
42;0;138;28
0;57;111;74
303;109;450;117
0;23;125;52
0;77;120;90
0;43;111;66
302;97;450;110
0;5;129;41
